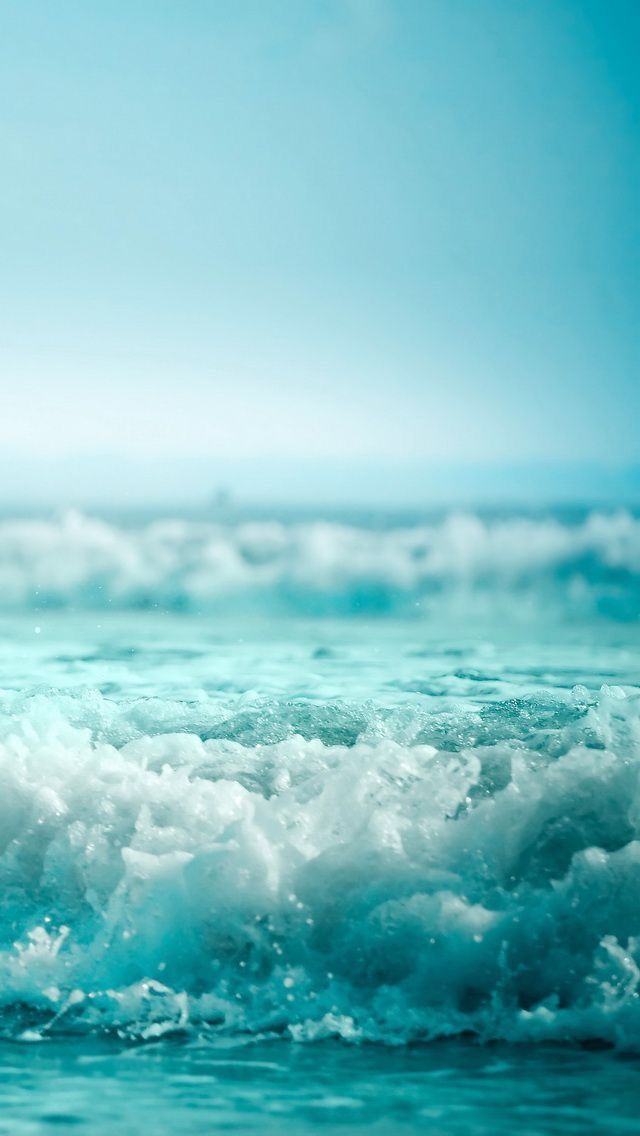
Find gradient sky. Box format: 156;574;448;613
0;0;638;503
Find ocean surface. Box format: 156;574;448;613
0;506;639;1133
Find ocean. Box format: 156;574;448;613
0;505;639;1132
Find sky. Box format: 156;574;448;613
0;0;638;505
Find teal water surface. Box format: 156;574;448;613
0;509;639;1131
1;1038;639;1135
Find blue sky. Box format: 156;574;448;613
0;0;638;503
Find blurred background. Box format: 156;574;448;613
0;0;638;513
0;0;638;623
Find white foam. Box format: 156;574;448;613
0;509;638;616
0;686;639;1046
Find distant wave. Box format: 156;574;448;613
0;685;639;1046
0;510;639;618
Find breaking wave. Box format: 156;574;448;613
0;509;639;618
1;684;640;1048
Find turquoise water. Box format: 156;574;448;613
1;1039;640;1134
1;509;639;1131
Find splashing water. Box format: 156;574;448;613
1;508;640;1131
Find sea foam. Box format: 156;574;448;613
0;510;638;617
1;685;640;1047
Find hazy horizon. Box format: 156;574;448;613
1;452;639;511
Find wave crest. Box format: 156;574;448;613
1;685;640;1046
0;509;639;618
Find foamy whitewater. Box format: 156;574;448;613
0;507;639;618
1;508;640;1132
2;682;640;1050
